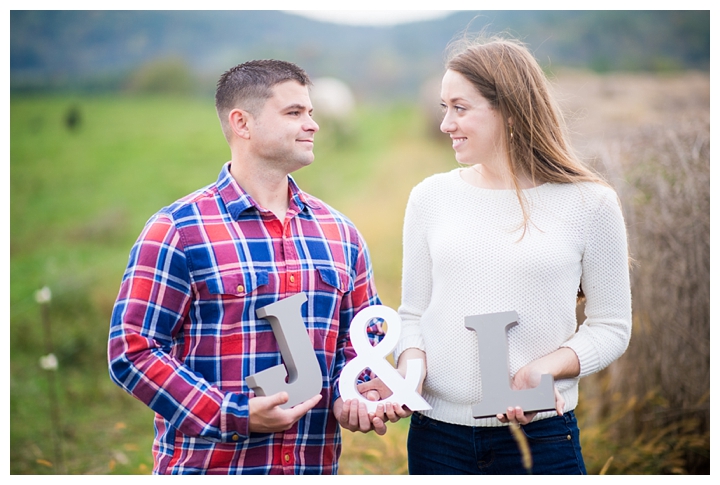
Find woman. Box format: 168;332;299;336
394;37;632;474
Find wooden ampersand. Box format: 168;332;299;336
339;305;431;413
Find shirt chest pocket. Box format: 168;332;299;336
205;269;270;297
316;265;353;294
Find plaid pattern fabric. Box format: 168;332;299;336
108;162;382;474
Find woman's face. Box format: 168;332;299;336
440;70;507;166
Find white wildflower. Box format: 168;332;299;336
39;353;58;371
35;286;52;304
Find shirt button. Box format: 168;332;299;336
289;275;295;283
284;453;291;462
236;284;244;293
232;434;240;441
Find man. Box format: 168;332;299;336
108;60;401;474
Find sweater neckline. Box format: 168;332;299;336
451;168;549;196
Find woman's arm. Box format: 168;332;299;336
500;188;632;425
395;192;433;359
564;189;632;377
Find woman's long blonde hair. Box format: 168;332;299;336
445;35;607;231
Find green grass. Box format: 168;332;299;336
10;94;222;474
9;93;453;474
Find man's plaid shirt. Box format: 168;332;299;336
108;163;382;474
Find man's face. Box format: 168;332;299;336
247;80;320;172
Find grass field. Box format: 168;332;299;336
9;70;709;474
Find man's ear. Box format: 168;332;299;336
228;108;251;139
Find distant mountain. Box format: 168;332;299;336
10;10;709;100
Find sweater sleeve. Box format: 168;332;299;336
395;191;432;359
562;189;632;377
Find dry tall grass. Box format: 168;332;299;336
558;71;710;474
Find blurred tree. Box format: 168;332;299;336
124;57;198;95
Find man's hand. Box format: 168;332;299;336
249;392;322;433
333;397;388;435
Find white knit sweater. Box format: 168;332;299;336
395;168;632;427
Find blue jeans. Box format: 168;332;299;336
407;411;586;475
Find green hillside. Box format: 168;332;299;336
10;10;709;100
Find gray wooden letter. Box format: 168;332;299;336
465;311;556;418
245;293;322;409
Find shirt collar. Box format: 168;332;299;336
216;162;320;220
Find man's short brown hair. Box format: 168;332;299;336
215;59;312;140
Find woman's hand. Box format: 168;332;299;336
349;348;426;424
496;347;579;425
356;378;413;422
495;387;565;425
396;348;427;395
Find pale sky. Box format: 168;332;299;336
286;10;453;27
